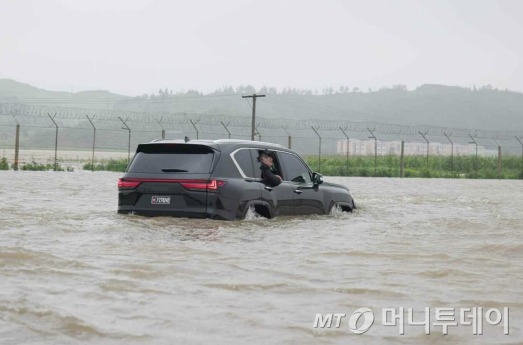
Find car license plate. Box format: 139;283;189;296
151;196;170;205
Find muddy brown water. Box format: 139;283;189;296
1;171;522;344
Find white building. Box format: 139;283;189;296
337;139;485;156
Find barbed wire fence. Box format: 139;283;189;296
1;102;522;178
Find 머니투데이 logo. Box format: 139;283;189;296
313;307;509;335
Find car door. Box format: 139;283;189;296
278;151;325;215
251;149;295;216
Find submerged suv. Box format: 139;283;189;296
118;139;356;220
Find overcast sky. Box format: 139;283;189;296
1;0;522;96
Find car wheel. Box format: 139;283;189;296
244;204;271;219
329;203;343;215
330;202;353;215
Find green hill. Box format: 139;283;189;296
1;79;522;131
114;84;523;131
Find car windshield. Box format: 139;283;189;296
127;144;215;174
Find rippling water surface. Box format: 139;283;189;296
1;171;522;344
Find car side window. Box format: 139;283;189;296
250;149;262;178
232;149;255;177
279;152;312;184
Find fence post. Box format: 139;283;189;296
339;127;350;175
86;115;96;172
444;132;454;174
189;119;199;139
47;113;59;171
468;134;478;178
155;118;165;139
516;136;523;179
119;117;131;165
367;128;377;177
311;126;322;173
14;124;20;170
492;137;501;179
10;114;20;170
498;145;502;179
221;121;231;139
419;131;429;168
282;127;292;149
400;140;405;177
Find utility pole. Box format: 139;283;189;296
242;93;265;141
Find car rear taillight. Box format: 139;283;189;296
118;178;142;189
180;180;225;192
118;178;224;191
207;180;226;191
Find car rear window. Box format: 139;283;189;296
127;144;215;174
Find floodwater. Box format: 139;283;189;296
1;171;522;345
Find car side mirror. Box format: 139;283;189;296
312;172;323;186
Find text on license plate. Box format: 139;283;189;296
151;196;171;204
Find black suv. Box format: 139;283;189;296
118;139;356;220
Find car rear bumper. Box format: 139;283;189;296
117;203;239;220
117;205;208;218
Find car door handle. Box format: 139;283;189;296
294;189;303;194
264;186;273;191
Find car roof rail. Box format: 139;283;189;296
146;138;286;149
213;139;285;148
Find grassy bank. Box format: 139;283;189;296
0;157;73;171
0;156;127;172
83;159;129;172
304;154;523;179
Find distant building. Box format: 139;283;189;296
337;139;490;156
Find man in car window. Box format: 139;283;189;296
259;151;282;187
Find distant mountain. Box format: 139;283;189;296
113;84;523;131
302;84;523;130
1;79;522;131
0;79;128;109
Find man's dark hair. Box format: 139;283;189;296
260;150;274;157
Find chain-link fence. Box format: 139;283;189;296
1;103;522;178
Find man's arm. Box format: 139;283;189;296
261;164;282;186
